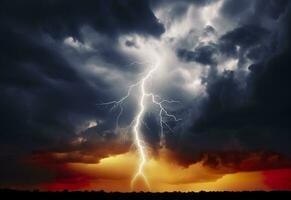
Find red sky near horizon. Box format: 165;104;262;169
9;149;291;192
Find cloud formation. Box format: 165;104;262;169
0;0;291;189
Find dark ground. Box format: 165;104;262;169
0;189;290;199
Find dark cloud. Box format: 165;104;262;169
0;0;164;40
220;25;270;49
0;29;98;147
177;44;218;65
181;2;291;161
196;9;290;150
0;0;166;186
151;0;219;8
168;4;189;20
251;0;289;20
220;0;252;18
163;0;291;168
0;0;166;146
202;151;291;172
203;25;216;36
220;0;289;22
177;24;271;66
124;39;140;50
166;148;291;172
1;0;291;188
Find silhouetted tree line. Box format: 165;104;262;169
0;189;290;200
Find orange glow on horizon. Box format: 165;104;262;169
39;149;285;192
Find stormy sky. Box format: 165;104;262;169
1;0;291;190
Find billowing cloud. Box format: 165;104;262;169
0;0;291;191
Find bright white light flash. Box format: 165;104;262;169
98;41;180;191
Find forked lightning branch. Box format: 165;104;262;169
98;58;180;190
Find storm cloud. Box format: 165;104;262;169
0;0;291;188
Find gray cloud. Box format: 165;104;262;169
1;0;291;186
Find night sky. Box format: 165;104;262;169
1;0;291;191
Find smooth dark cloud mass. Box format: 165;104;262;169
0;0;164;39
0;0;291;188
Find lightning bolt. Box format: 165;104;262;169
98;58;180;191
